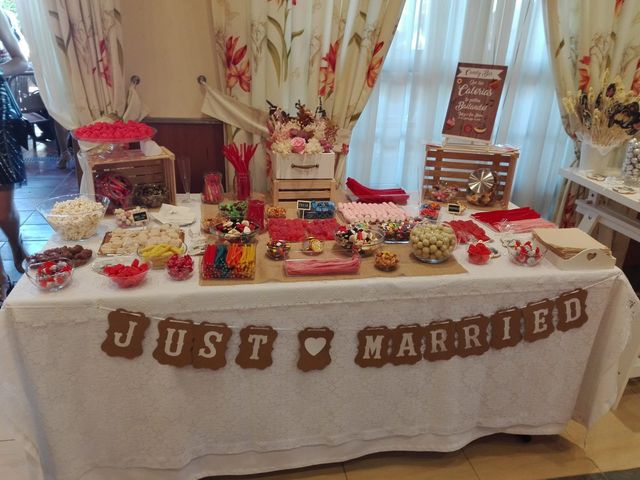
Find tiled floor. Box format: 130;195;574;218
3;143;640;479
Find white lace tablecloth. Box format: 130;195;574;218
1;198;639;480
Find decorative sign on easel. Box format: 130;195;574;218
442;62;508;143
100;289;589;371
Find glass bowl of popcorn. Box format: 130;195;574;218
38;194;110;241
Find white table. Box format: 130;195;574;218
1;198;639;480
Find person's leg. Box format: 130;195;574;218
0;186;25;273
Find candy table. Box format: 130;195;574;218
0;196;639;480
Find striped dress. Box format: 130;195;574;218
0;74;26;186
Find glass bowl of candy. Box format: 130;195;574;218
301;237;324;255
334;224;384;256
467;242;491;265
132;183;169;209
219;201;248;221
214;219;260;243
38;194;110;241
508;240;546;266
410;222;457;264
266;240;290;260
428;183;458;203
138;242;187;269
166;254;194;280
93;257;149;288
24;258;73;292
381;218;420;243
374;250;399;271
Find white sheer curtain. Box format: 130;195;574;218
348;0;573;218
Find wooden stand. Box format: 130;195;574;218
271;178;336;206
86;147;177;205
424;145;518;208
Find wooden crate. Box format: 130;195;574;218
424;145;518;208
271;178;336;206
86;147;177;206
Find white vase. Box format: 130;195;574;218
579;142;623;176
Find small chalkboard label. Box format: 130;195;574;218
297;200;311;211
132;211;148;222
448;203;461;214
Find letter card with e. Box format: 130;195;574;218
442;62;508;143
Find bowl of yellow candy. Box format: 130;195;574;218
138;242;187;269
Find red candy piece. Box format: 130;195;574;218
167;254;194;280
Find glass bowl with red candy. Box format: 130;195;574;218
428;184;458;203
467;242;492;265
24;258;74;292
166;254;194;280
508;240;546;266
93;257;150;288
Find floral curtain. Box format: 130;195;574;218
203;0;405;192
543;0;640;225
17;0;144;130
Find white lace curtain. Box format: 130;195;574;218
348;0;574;218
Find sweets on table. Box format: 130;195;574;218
201;243;256;280
508;240;544;266
167;254;194;280
215;219;260;243
73;120;154;141
132;183;169;209
419;202;441;221
345;177;409;204
25;259;73;291
266;240;290;260
334;224;384;256
102;259;149;288
467;242;492;265
303;218;339;240
114;207;149;228
99;225;182;255
138;243;186;269
428;183;458;203
301;237;324;255
374;250;399;271
471;207;541;231
381;218;419;243
201;171;224;204
44;196;107;241
26;245;92;267
246;199;265;230
338;202;408;223
201;214;227;234
410;223;457;263
268;218;307;242
219;201;247;220
266;205;287;218
446;220;490;243
284;252;360;276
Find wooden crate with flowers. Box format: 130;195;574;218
267;102;337;205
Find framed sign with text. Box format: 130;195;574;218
442;63;508;143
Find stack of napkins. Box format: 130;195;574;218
532;228;611;259
151;204;196;226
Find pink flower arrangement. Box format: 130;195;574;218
267;101;338;155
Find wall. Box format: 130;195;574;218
121;0;218;119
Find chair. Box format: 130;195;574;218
7;72;59;152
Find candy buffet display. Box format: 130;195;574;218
201;243;256;280
266;240;290;260
381;218;419;243
466;169;498;207
166;254;194;280
73;120;154;142
419;202;441;221
26;245;93;267
508;240;545;266
95;172;132;213
410;222;457;263
114;207;149;228
98;226;183;255
297;201;335;219
467;242;492;265
301;237;324;255
334;224;384;256
214;220;260;243
219;201;247;220
201;171;224;204
132;183;170;209
24;259;73;292
428;183;458;203
374;250;399;271
337;201;408;223
138;243;187;269
446;220;490;243
266;205;287;218
98;258;150;288
623;138;640;186
284;252;360;276
39;194;110;241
